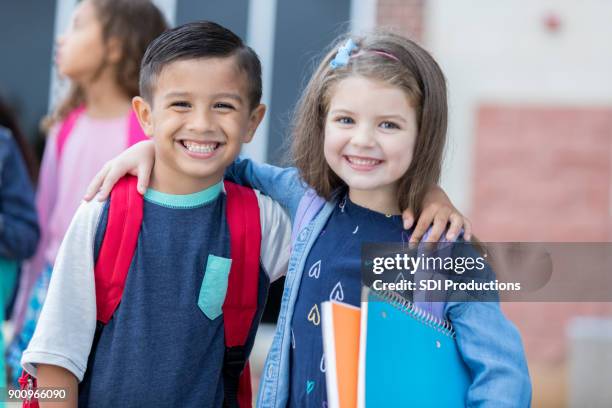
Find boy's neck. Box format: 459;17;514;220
149;160;224;195
82;69;131;119
349;185;401;215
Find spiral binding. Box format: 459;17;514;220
371;289;456;338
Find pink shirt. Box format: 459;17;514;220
11;109;148;334
44;113;130;263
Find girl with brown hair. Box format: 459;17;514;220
250;31;530;407
6;0;167;385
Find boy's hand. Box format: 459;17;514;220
402;185;472;244
84;140;155;201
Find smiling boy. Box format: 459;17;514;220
21;21;291;407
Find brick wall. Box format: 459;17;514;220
472;105;612;364
473;105;612;242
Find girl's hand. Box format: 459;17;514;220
83;140;155;201
402;185;472;244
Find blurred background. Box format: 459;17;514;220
1;0;611;406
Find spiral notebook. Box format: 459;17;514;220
358;287;470;407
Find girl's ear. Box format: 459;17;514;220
132;97;154;137
106;37;123;64
244;104;266;143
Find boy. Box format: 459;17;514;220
21;21;291;407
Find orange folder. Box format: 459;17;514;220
321;301;361;408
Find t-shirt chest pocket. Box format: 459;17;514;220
198;254;232;320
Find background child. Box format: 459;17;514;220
88;31;531;406
0;98;39;394
22;21;291;407
7;0;167;385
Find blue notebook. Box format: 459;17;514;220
358;288;470;407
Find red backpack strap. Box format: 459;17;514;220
17;176;142;407
94;176;143;324
222;181;261;408
56;106;86;161
18;371;39;408
126;108;148;146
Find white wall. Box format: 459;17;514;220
351;0;378;33
425;0;612;213
243;0;278;162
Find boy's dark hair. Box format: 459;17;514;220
140;21;262;110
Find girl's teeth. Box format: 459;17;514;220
183;141;218;153
348;156;380;166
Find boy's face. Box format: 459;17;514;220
134;56;265;193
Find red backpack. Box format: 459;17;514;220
20;176;261;408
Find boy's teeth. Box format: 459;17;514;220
183;141;218;153
348;156;381;166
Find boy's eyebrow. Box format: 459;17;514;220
163;92;244;103
164;91;192;99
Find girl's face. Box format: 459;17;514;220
55;0;107;82
323;75;418;202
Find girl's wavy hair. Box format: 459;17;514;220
292;31;448;215
45;0;168;129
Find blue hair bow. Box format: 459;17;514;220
330;39;357;69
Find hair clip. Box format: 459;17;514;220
330;39;357;69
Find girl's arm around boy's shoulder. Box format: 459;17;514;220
225;156;306;222
446;300;532;407
21;199;105;383
254;190;292;282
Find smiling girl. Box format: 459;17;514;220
251;33;531;407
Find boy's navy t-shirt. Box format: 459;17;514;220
21;181;292;407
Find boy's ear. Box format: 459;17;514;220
132;97;154;137
243;104;266;143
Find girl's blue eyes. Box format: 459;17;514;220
337;117;354;125
335;117;401;130
380;121;400;130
